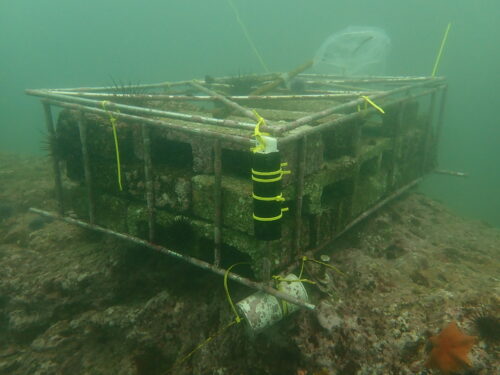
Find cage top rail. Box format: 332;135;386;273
43;98;255;146
28;74;444;94
26;89;274;134
280;83;446;145
45;73;282;93
26;74;446;143
39;92;386;101
298;74;445;83
282;77;445;133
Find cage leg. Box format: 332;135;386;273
77;111;96;224
42;102;64;215
213;140;222;267
293;136;307;259
141;125;156;242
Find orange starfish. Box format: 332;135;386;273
425;321;477;374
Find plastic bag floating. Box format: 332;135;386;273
314;26;391;76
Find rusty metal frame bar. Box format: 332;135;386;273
421;91;438;174
434;85;449;158
284;177;423;275
189;81;258;122
387;100;406;189
281;78;445;134
28;207;316;311
45;92;383;101
27;89;263;133
141;125;156;242
77;111;96;224
293;136;307;258
42;99;253;147
279;84;446;146
42;102;64;215
213;140;222;267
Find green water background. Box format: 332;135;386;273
1;0;498;226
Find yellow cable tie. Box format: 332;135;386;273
252;193;285;202
303;256;345;276
252;208;288;221
361;96;385;114
272;275;316;285
252;174;283;183
250;110;270;153
251;168;282;176
253;213;282;222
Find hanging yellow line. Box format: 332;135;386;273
432;22;452;77
226;0;270;73
101;101;123;191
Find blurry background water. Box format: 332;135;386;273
1;0;498;226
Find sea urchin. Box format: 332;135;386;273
473;314;500;343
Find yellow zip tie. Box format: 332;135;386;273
252;192;285;202
272;275;316;285
432;22;452;77
252;173;283;183
251;110;269;153
303;256;345;276
251;168;282;176
101;101;123;191
361;96;385;114
253;207;288;222
251;167;291;183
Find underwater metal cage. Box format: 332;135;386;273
26;70;447;309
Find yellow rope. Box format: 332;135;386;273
226;0;269;73
168;262;247;372
100;101;123;191
432;23;452;77
169;319;238;372
298;255;345;278
304;256;345;276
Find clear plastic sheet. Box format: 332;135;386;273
314;26;391;76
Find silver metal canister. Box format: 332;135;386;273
236;274;309;333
